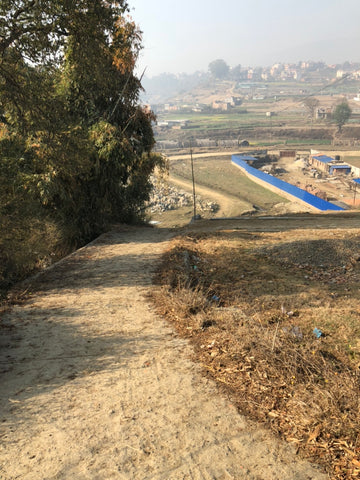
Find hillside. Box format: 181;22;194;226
152;214;360;480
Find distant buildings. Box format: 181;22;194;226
157;119;189;129
316;108;332;120
310;154;352;175
212;100;231;111
148;60;360;123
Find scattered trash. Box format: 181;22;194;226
282;326;303;339
313;328;323;338
211;295;220;302
291;326;303;339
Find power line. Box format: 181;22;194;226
276;73;352;115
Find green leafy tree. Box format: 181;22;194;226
208;59;229;79
333;100;352;132
55;1;162;240
0;1;162;234
0;1;163;290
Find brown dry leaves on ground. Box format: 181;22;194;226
151;226;360;480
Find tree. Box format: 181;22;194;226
208;59;229;79
230;64;243;81
0;1;163;289
0;2;162;236
54;1;163;239
333;100;352;132
303;97;319;123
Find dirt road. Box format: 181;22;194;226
169;174;253;218
0;225;326;480
168;152;242;161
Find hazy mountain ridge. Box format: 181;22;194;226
141;71;209;104
141;56;360;105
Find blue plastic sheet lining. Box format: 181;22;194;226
232;155;344;211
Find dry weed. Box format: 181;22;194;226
152;229;360;479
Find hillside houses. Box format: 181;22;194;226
225;96;242;106
157;119;189;129
336;69;360;80
212;100;231;111
316;107;332;120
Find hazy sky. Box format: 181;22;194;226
129;0;360;77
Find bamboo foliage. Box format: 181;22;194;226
0;1;163;294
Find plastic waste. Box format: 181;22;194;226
313;327;322;338
291;326;303;339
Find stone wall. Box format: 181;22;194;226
147;178;218;214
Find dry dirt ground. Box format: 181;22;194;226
0;224;328;480
168;174;253;218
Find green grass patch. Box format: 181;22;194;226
171;156;287;208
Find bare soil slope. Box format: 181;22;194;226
0;225;326;480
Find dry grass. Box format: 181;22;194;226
0;214;71;302
152;227;360;479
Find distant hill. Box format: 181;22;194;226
140;55;360;106
141;72;209;104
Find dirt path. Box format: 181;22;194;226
169;174;253;218
168;152;242;161
0;225;326;480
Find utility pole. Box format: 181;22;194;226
353;181;357;206
190;139;196;220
